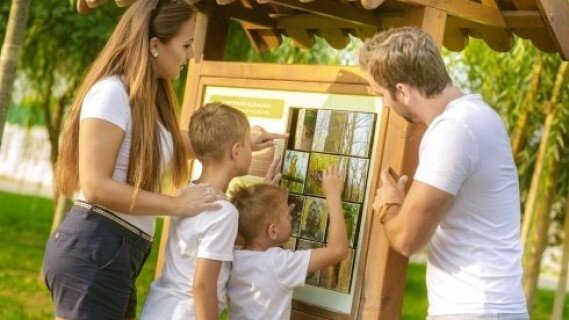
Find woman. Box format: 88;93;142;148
43;1;283;319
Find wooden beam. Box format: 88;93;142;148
285;28;315;48
266;0;380;28
443;26;469;52
478;0;514;52
244;10;546;31
219;2;276;28
354;27;380;41
396;0;506;28
115;0;135;7
77;0;91;14
318;28;350;49
511;0;539;10
502;10;546;28
404;6;447;46
446;10;545;29
361;0;387;10
86;0;109;8
536;0;569;60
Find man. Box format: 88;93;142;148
359;27;528;319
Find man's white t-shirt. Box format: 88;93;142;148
227;247;311;320
77;75;173;235
414;94;527;315
140;194;239;320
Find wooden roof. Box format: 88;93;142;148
78;0;569;60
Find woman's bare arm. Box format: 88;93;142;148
79;119;221;216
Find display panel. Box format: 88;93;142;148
282;108;376;295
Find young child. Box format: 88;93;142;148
227;165;349;319
141;102;252;320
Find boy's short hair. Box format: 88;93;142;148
230;184;288;244
358;27;451;98
189;102;250;163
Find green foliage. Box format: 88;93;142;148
0;190;164;319
19;0;123;124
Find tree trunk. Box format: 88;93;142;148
511;52;543;159
523;154;560;313
0;0;32;146
522;61;569;314
551;195;569;320
522;62;569;245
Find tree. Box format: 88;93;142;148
521;61;568;312
18;1;122;233
0;0;32;146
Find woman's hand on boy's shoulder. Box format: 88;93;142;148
250;126;288;151
322;165;344;199
173;184;227;217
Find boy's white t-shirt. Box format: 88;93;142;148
227;247;311;320
140;191;239;320
413;94;527;315
77;75;173;236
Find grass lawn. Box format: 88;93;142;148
0;191;567;319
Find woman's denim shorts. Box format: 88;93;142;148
43;203;153;320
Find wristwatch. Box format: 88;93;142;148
378;202;401;224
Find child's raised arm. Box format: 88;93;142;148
307;165;349;272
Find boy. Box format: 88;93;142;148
141;102;252;320
227;165;349;320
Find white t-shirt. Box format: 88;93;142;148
140;193;239;320
77;75;173;235
227;247;311;320
414;94;527;315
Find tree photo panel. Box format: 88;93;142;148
319;249;355;293
293;108;318;151
305;153;347;197
343;158;369;203
312;110;348;154
281;150;309;194
340;112;375;158
288;194;305;237
296;239;324;286
300;197;329;243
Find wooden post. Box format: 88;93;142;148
358;6;446;320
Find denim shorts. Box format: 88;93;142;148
43;204;153;320
427;313;530;320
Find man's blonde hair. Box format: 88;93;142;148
359;27;451;98
189;102;249;163
231;184;288;244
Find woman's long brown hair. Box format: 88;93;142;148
56;0;193;204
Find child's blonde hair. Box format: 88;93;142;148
231;184;288;244
189;102;250;163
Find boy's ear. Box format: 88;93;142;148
230;142;240;160
268;223;278;240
